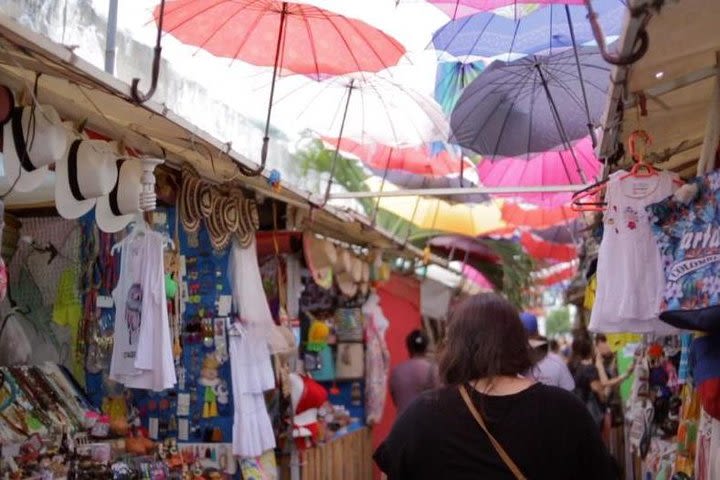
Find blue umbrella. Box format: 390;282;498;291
434;60;485;116
431;0;625;59
450;46;610;160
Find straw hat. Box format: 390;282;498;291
236;198;259;248
198;182;214;218
336;270;359;298
95;159;144;233
333;249;353;275
303;232;336;290
221;195;240;233
350;256;363;283
361;261;370;283
180;167;201;233
206;193;231;251
55;139;119;219
3;105;71;192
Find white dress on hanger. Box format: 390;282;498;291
590;170;678;334
228;238;277;458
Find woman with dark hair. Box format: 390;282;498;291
388;329;440;415
374;293;616;479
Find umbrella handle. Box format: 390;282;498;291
131;0;165;104
584;0;649;66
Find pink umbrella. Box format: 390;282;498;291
429;0;583;19
477;136;600;207
462;264;494;290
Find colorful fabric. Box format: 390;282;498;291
53;266;83;384
649;170;720;331
583;274;597;311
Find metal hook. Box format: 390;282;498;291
584;0;649;66
131;0;166;104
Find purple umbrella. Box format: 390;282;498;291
450;46;610;158
431;0;625;59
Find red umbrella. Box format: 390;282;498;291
323;137;465;177
520;231;577;263
321;137;488;204
501;202;578;229
156;0;406;173
532;261;578;286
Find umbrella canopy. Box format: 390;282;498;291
157;0;406;172
323;137;465;177
434;60;485;116
462;264;494;290
451;47;610;158
276;75;449;147
429;235;499;264
432;0;624;58
502;202;577;229
534;220;584;244
158;0;405;76
520;231;577;263
429;0;582;19
366;178;505;236
532;260;578;286
477;136;601;206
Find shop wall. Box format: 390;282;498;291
373;273;422;478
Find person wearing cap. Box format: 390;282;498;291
521;312;575;391
527;336;575;391
388;329;440;416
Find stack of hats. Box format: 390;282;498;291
179;166;259;250
303;232;372;298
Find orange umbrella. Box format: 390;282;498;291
501;202;577;229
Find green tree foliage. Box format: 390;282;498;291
294;139;535;309
545;307;571;337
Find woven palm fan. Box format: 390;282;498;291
334;249;358;298
303;233;337;291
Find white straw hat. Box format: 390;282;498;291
55;139;119;219
3;105;70;192
95;158;144;233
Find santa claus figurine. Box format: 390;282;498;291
289;373;329;450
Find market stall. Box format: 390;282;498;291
0;14;414;479
575;0;720;477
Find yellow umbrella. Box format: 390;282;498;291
366;178;506;236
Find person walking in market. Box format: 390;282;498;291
528;335;575;391
375;293;616;479
388;329;440;416
520;311;575;391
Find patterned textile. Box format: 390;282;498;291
649;171;720;324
